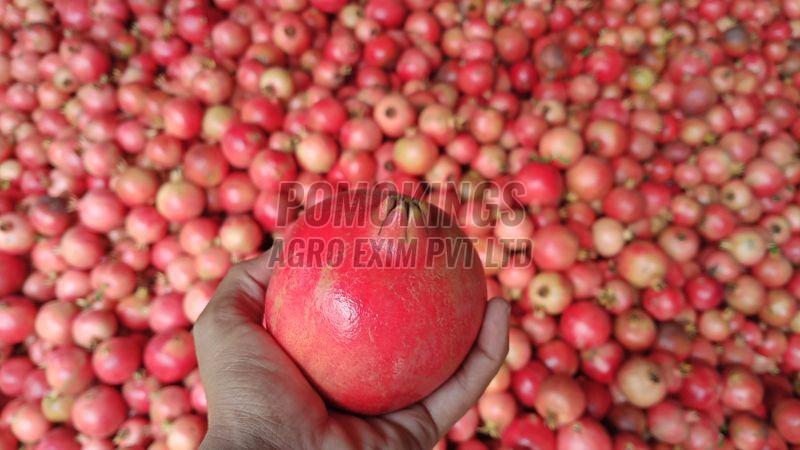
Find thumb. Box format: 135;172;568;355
193;250;326;446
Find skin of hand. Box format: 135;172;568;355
193;249;510;450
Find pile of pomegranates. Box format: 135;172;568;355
0;0;799;447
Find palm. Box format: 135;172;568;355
194;251;509;450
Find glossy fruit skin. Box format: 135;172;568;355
264;190;486;414
616;241;669;288
773;399;800;444
580;341;623;384
91;335;144;385
556;417;612;450
721;366;763;411
311;0;347;13
36;427;81;450
616;357;667;408
71;385;127;438
534;374;586;427
44;345;94;395
647;400;689;444
532;225;579;271
0;253;26;296
143;329;197;384
515;162;564;207
679;362;722;411
511;361;549;407
559;301;611;350
0;296;36;344
501;414;555;450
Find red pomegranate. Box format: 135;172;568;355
264;189;487;414
0;253;25;296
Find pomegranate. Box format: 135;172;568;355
71;385;127;438
534;374;586;428
556;417;611;450
616;357;667;408
0;254;26;296
264;190;486;414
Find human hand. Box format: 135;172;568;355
193;248;510;450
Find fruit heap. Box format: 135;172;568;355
1;0;800;448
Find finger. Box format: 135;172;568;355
193;245;326;434
380;297;509;447
218;247;278;309
419;297;510;436
198;247;278;324
193;247;279;383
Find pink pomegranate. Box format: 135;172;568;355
264;189;486;414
